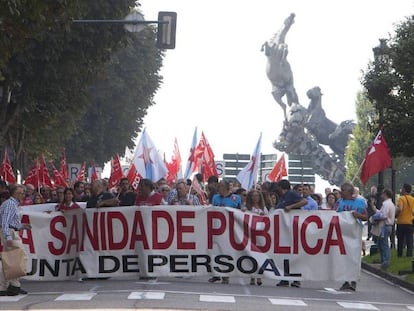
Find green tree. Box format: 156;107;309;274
362;16;414;157
64;27;163;165
0;1;147;174
345;91;377;190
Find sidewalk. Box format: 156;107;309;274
361;223;414;292
362;261;414;292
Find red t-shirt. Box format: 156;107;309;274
135;192;163;206
55;202;81;211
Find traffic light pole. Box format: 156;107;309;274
73;11;177;49
73;19;164;24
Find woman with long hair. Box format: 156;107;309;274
245;189;268;286
55;188;81;212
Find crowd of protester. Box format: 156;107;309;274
1;175;413;293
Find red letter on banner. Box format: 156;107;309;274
20;214;35;253
48;215;67;255
207;211;226;249
176;211;196;249
66;214;80;254
250;215;271;252
152;210;174;249
273;214;290;253
301;215;323;255
107;211;128;250
130;211;149;249
324;215;346;254
81;212;99;251
229;212;248;250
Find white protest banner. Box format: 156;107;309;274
3;207;362;282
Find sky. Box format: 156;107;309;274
125;0;413;191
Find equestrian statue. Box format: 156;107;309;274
261;13;299;121
265;14;354;186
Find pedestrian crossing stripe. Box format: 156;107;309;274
128;292;165;300
1;291;412;309
337;302;379;310
55;293;96;301
199;294;236;303
0;295;26;302
269;298;307;306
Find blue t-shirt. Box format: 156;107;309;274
336;197;367;214
303;195;318;210
275;190;303;209
212;193;241;209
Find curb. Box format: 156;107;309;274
361;262;414;292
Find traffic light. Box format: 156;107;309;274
156;12;177;49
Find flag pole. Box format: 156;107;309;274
351;158;366;184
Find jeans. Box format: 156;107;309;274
396;224;414;257
377;225;393;267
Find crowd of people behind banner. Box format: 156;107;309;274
0;174;413;295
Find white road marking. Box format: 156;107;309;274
319;287;352;295
55;293;96;301
269;298;307;306
128;291;165;300
200;294;235;303
135;281;170;285
407;306;414;311
0;295;26;302
337;302;378;310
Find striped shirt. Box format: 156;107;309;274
0;196;22;241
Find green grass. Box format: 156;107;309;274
362;248;414;283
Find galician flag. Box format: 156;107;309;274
132;128;168;182
237;133;262;190
184;127;198;179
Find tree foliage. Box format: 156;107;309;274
345;91;377;190
362;16;414;157
64;28;163;165
0;1;163;175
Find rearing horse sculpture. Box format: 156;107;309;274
261;13;299;120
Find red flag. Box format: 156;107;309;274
90;163;99;182
77;162;86;182
267;153;287;182
24;159;40;188
202;133;218;180
108;154;124;189
39;155;53;188
60;150;68;180
165;138;182;183
191;175;208;205
51;162;67;187
195;132;218;181
0;150;16;184
360;128;392;185
126;163;141;190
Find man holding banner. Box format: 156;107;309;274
274;179;307;288
336;182;367;291
209;180;242;284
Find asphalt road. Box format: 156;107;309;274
0;268;413;311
